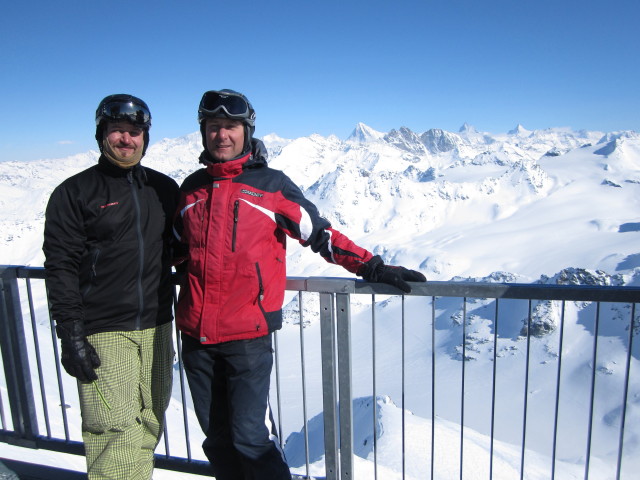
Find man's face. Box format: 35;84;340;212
205;117;245;162
104;121;145;158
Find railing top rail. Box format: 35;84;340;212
290;276;640;302
3;266;639;303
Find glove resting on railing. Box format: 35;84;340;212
55;321;101;382
359;255;427;293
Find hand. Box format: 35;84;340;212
55;321;101;382
360;255;427;293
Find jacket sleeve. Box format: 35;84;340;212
42;182;87;323
278;175;374;275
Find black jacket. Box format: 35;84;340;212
43;157;179;335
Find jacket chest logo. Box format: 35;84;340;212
240;188;264;198
100;201;120;209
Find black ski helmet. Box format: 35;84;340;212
95;94;152;155
198;89;256;153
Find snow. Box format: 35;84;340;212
0;122;639;478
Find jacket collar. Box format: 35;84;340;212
205;152;251;178
96;155;147;185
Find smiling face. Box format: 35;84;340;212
104;121;145;159
204;117;245;161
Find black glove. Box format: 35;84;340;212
360;255;427;293
55;321;101;382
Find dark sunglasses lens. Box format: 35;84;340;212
104;101;151;125
201;92;248;115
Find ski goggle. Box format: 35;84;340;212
198;91;253;123
97;101;151;128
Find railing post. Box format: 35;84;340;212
0;266;39;444
319;292;339;480
336;293;354;480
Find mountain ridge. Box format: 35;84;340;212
1;122;639;284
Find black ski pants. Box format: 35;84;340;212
181;332;292;480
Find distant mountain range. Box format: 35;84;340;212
1;123;639;286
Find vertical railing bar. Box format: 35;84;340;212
319;292;339;480
520;299;533;480
298;291;311;479
489;298;500;480
173;290;193;461
175;328;193;460
41;281;71;441
336;292;354;480
160;306;171;460
551;301;567;480
616;302;636;479
48;310;70;441
274;330;285;450
25;277;52;438
0;269;39;441
372;293;378;480
431;296;436;480
401;295;406;480
162;415;170;458
585;302;601;480
0;387;6;430
459;298;467;480
0;298;5;429
0;272;10;431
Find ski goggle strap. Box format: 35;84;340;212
199;91;252;121
97;101;151;128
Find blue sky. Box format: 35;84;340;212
1;0;638;162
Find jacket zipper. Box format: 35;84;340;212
129;174;144;331
232;200;239;252
254;262;265;331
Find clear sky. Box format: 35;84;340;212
1;0;638;162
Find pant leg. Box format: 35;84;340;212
182;333;244;479
138;323;174;476
224;335;291;480
181;333;291;480
79;331;147;480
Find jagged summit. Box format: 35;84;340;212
420;128;460;153
346;122;385;143
459;122;476;133
508;123;531;135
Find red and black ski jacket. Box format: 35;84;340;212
174;143;374;344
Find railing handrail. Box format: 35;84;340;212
292;275;640;302
6;265;640;302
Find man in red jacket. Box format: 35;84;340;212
174;89;426;479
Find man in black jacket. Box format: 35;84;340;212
43;94;179;480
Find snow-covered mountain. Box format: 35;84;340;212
1;123;639;478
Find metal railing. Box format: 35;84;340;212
1;265;639;479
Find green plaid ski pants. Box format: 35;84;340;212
77;323;174;480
